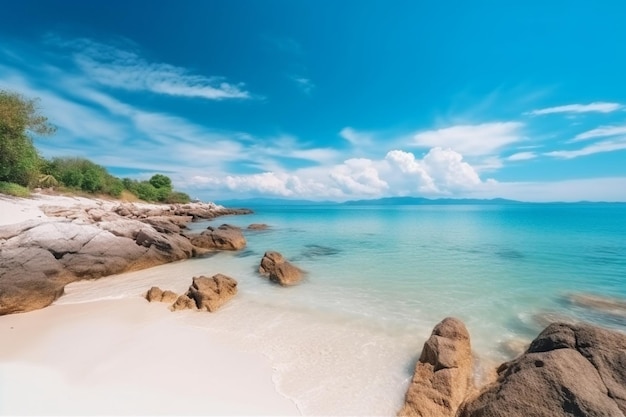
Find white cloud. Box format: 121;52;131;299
546;137;626;159
51;37;250;100
330;158;388;195
385;148;482;195
412;122;524;156
572;125;626;142
528;102;622;116
507;151;538;161
292;77;314;94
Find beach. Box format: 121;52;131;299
2;194;626;416
0;194;301;415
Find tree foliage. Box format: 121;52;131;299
0;90;55;186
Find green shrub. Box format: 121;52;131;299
135;181;159;201
0;90;54;186
164;191;191;204
0;181;31;197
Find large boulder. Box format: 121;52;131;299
399;317;474;417
458;322;626;417
185;274;238;312
189;224;246;251
0;247;71;314
258;251;303;286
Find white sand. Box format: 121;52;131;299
0;298;299;415
0;194;300;415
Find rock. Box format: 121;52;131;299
567;293;626;319
398;317;473;417
0;247;72;314
247;223;269;230
190;224;247;251
145;286;178;303
458;322;626;417
170;294;197;311
135;228;194;261
186;274;238;312
99;218;148;239
142;217;183;234
258;251;303;286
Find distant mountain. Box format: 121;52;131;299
215;198;334;207
343;196;524;205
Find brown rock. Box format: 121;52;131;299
247;223;269;230
458;322;626;417
189;224;246;251
399;317;473;417
146;286;164;302
170;294;196;311
145;286;178;303
258;251;303;286
0;247;72;314
186;274;237;312
161;290;178;303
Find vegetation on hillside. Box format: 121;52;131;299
0;90;190;203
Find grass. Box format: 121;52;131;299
0;181;31;198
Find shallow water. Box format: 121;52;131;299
58;203;626;415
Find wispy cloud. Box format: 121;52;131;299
339;127;373;146
412;122;524;156
48;36;250;100
546;137;626;159
507;151;538;161
528;102;622;116
292;76;315;94
572;125;626;142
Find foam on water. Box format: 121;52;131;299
57;203;626;415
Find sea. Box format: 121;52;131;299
57;202;626;415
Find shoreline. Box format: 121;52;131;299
0;193;303;415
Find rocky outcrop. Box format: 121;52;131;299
189;224;246;251
185;274;238;312
0;200;251;315
145;286;178;303
258;251;303;286
458;322;626;417
398;317;474;417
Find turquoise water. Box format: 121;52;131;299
59;203;626;414
192;203;626;353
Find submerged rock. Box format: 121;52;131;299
567;293;626;319
398;317;474;417
258;251;303;286
247;223;269;230
458;322;626;417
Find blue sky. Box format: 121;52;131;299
2;1;626;201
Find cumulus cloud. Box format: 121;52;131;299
385;148;481;194
330;158;388;195
528;102;622;116
412;122;524;156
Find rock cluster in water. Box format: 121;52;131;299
0;201;251;315
400;318;626;417
145;274;238;312
258;250;304;286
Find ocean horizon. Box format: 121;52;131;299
57;202;626;414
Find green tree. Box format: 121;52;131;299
0;90;55;186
